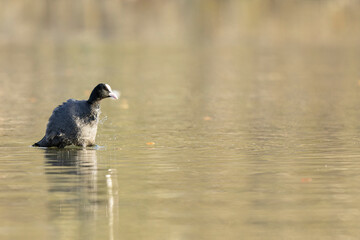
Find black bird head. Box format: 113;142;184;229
88;83;118;104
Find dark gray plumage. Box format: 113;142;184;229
33;83;118;148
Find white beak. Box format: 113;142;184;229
109;90;120;100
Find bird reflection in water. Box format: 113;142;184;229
44;149;118;240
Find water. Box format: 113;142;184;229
2;1;360;240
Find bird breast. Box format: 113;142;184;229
74;112;99;146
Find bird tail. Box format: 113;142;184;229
33;136;48;147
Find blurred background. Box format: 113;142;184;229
2;1;360;240
1;0;360;46
2;0;360;123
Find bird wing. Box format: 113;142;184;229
45;99;79;143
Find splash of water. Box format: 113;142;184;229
99;116;108;125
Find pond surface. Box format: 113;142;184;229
1;42;360;240
2;1;360;240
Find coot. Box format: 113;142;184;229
33;83;119;148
